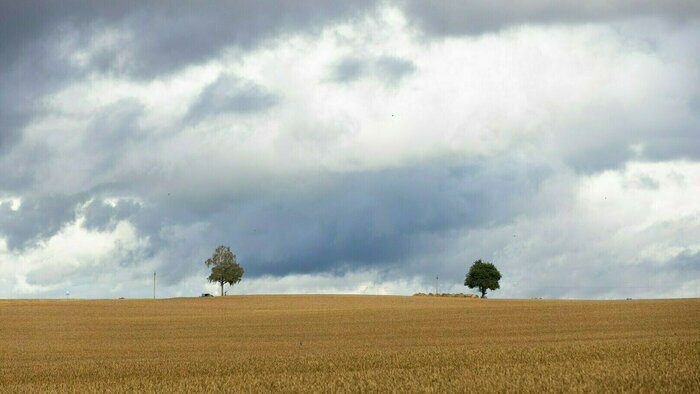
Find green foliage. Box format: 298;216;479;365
205;245;244;296
464;259;501;298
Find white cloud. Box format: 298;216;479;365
232;269;429;296
19;10;694;199
0;213;150;296
0;196;21;211
436;160;700;299
576;161;700;232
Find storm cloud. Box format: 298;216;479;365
186;75;278;123
1;2;698;299
401;0;700;36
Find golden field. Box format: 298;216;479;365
1;295;698;393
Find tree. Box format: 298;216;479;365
464;259;501;298
205;245;244;296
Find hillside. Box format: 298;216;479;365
1;295;698;392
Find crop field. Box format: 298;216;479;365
1;295;698;392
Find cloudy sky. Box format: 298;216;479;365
1;1;699;299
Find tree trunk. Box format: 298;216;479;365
220;280;224;296
480;288;487;298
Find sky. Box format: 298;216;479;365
1;1;699;299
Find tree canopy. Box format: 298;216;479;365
464;260;501;298
205;245;244;296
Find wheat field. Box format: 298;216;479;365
1;295;698;393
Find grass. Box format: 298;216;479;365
1;295;698;392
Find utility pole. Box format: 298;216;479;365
153;271;156;299
436;275;439;295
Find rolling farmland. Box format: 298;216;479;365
1;295;698;392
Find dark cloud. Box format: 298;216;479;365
0;0;376;170
525;249;700;299
0;119;22;154
561;138;635;173
635;175;660;190
14;157;545;287
375;56;416;83
0;195;81;250
0;98;148;197
0;176;140;252
187;75;278;123
0;1;133;66
125;158;550;281
641;128;700;162
88;99;144;146
664;249;700;278
109;1;375;78
330;57;365;83
0;142;51;192
0;30;78;154
1;1;377;78
84;99;148;176
83;199;141;232
665;249;700;275
400;0;700;37
561;126;700;174
329;56;415;84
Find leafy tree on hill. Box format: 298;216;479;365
464;260;501;298
205;245;244;296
